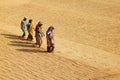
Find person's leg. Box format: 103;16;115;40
35;35;40;47
22;33;25;37
29;34;32;40
24;31;27;38
51;45;54;52
27;34;29;40
35;36;40;47
22;30;25;37
39;37;42;47
47;46;50;52
22;33;24;37
31;34;33;40
49;45;54;52
49;39;54;52
47;39;51;52
38;37;42;47
35;36;38;45
27;33;30;40
21;30;23;37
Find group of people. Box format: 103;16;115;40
20;17;54;52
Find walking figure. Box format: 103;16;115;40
35;22;45;47
27;19;34;41
20;17;27;38
46;26;55;52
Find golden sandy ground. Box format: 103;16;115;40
0;0;120;80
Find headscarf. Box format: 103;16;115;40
46;26;54;34
35;22;43;31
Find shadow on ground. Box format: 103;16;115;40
1;33;47;53
16;48;48;53
1;33;20;40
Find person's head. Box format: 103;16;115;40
29;19;32;23
23;17;27;21
47;26;54;32
38;21;43;27
50;26;54;31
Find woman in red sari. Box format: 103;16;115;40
35;22;44;48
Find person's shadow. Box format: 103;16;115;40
1;34;20;40
1;33;47;53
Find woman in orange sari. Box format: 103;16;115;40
27;19;34;41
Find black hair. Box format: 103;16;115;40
29;19;32;23
23;17;27;21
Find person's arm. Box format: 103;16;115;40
38;29;44;37
41;31;45;37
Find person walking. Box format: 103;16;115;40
35;22;45;47
46;26;55;52
20;17;27;38
27;19;34;41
